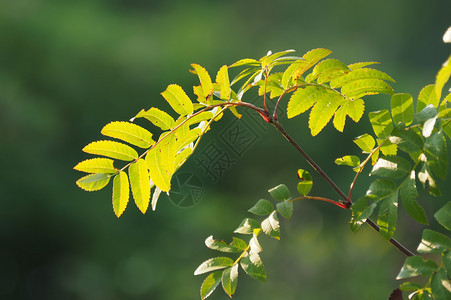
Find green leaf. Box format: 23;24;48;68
205;236;245;253
292;48;332;79
261;211;280;240
234;218;260;235
348;61;379;70
378;139;398;156
276;201;293;220
444;250;451;276
191;64;214;98
297;169;313;195
400;171;428;224
200;270;222;300
101;121;155;148
112;171;130;218
74;158;118;174
287;86;326;118
309;94;344;136
83;140;138;161
129;159;150;214
415;104;438;123
417;229;451;253
377;192;398;240
307;59;349;83
229;58;260;68
350;196;377;232
366;179;397;199
145;145;171;192
282;61;303;89
417;84;439;112
333;99;365;132
215;65;231;100
240;252;266;282
341;78;394;99
418;164;441;197
260;49;295;68
434;202;451;230
369;109;393;139
424;131;448;180
335;155;360;168
354;134;376;152
391;93;414;125
222;264;239;298
389;127;424;154
76;173;112;191
229;238;248;251
431;268;451;299
330;68;394;88
248;199;274;216
435;55;451;100
161;84;193;116
371;156;411;179
396;256;438;279
132;107;175;130
268;184;290;201
399;281;423;292
194;257;234;275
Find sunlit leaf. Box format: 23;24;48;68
333;99;365;132
297;169;313;195
435;55;451;100
234;218;260;235
200;271;222;300
287;86;326;118
396;256;438;279
161;84;194;116
330;68;394;88
240;252;266;282
371;156;411;179
83;140;138;161
282;61;303;89
378;139;398;156
261;211;280;240
215;65;231;100
129;159;150;214
348;61;379;70
112;171;130;218
268;184;290;201
191;64;214;98
74;158;117;174
389;127;423;154
366;179;396;199
400;171;427;224
248;199;274;216
369;109;393;139
222;264;239;298
292;48;332;79
417;84;439;112
101;121;155;148
335;155;360;168
391;93;414;125
354;134;376;152
194;257;234;275
146;145;171;192
205;236;245;253
133;107;175;130
76;173;112;191
307;59;349;83
309;94;344;136
229;58;260;68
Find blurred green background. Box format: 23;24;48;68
1;0;450;299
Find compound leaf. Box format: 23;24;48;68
83;140;138;161
129;159;151;214
76;173;112;191
112;171;130;218
74;158;118;174
101;121;155;148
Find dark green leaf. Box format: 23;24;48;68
200;271;223;300
276;201;293;219
443;250;451;276
371;156;411;179
354;134;376;152
234;218;260;235
396;256;438;279
399;282;423;292
194;257;234;275
377;193;398;240
389;127;423;154
261;211;280;240
350;197;377;232
400;171;428;224
297;169;313;195
424;131;448;180
248;199;274;216
222;264;239;298
334;155;360;168
229;238;248;251
268;184;290;201
415;104;438;123
417;229;451;253
240;252;266;282
418;164;441;197
366;179;396;199
205;236;246;253
369;109;393;139
431;268;451;298
391;93;414;125
434;202;451;230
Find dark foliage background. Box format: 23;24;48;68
1;0;450;299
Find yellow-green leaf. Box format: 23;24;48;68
436;55;451;100
330;68;394;89
76;173;112;191
161;84;193;116
132;108;175;130
129;159;151;214
417;84;439;112
287;86;326;118
191;64;213;98
215;65;231;100
112;171;130;218
292;48;332;79
308;94;344;136
391;93;414;125
354;134;376;152
174;147;193;168
341;79;394;99
83;140;138;161
74;158;117;174
101;121;155;148
146;146;171;192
